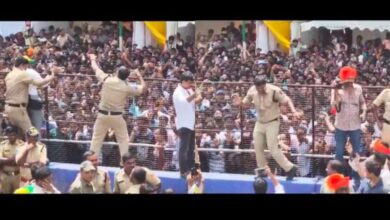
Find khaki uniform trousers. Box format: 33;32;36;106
4;105;32;136
382;121;390;145
90;113;129;163
253;119;293;172
0;172;20;193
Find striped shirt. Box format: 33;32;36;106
331;84;365;131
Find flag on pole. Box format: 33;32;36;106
119;21;124;52
241;20;247;61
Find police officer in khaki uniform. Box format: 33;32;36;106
69;160;96;194
4;57;60;136
0;125;24;193
125;167;147;194
370;88;390;145
233;76;301;180
88;54;145;162
114;152;161;194
74;151;111;193
15;127;47;186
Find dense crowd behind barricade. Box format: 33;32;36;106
0;21;388;179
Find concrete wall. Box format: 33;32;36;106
49;162;322;194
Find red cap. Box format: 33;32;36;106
326;174;350;191
373;139;390;155
339;66;357;83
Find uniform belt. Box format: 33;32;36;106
2;170;20;176
98;110;122;115
6;103;27;107
384;118;390;125
259;118;279;124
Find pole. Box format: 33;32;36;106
311;87;316;149
119;21;123;52
241;20;247;61
45;87;50;139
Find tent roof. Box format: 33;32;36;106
301;21;390;32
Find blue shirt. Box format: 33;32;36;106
357;178;384;194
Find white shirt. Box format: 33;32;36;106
361;122;382;138
218;129;241;145
27;68;44;97
30;182;61;194
358;54;364;64
57;34;71;48
382;168;390;194
173;84;195;130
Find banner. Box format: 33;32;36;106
144;21;166;46
263;20;291;52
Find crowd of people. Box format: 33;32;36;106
0;21;390;193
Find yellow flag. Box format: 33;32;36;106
144;21;166;47
263;21;291;52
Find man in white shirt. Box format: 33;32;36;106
172;72;202;177
56;30;74;48
361;111;381;138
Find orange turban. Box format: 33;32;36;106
339;66;357;83
373;139;390;155
326;173;350;192
26;47;34;58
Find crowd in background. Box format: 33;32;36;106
0;21;389;178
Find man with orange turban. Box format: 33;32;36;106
324;173;351;194
330;66;367;162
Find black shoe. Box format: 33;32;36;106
286;166;298;181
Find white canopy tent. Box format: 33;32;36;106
300;21;390;46
301;20;390;32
